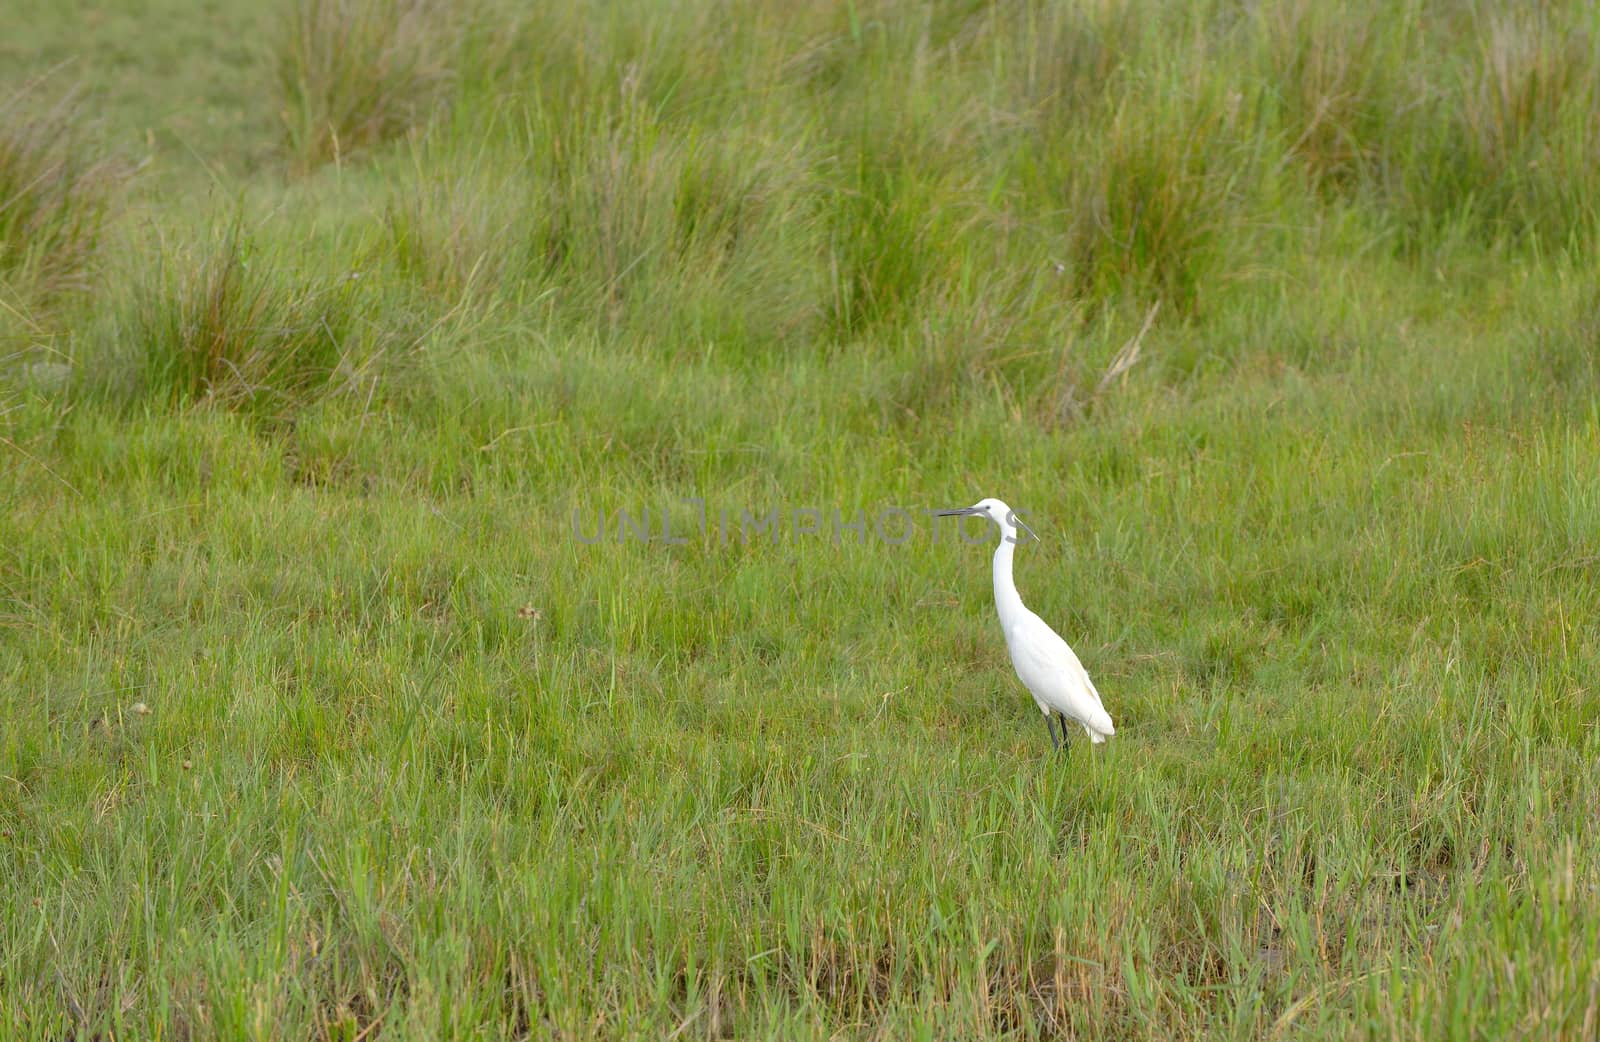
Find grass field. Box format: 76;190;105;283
4;1;1600;1037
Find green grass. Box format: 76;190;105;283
4;0;1600;1038
0;81;126;312
275;0;470;174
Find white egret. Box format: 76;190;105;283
937;498;1115;749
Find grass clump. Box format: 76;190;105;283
1258;1;1600;250
0;84;123;309
275;0;470;173
116;222;399;418
1258;0;1412;195
382;100;823;356
1062;72;1272;312
1441;9;1599;245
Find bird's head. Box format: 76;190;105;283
935;497;1039;543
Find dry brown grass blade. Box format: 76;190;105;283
1094;300;1160;402
1049;299;1160;427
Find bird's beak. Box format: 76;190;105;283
935;507;981;517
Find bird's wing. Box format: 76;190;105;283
1008;612;1114;733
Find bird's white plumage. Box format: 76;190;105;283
1003;609;1115;741
943;496;1115;747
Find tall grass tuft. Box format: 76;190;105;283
1258;0;1410;195
1281;4;1600;252
382;99;823;355
119;222;397;418
0;85;124;308
1442;9;1599;245
1058;71;1271;312
823;150;953;340
1007;0;1147;123
275;0;469;173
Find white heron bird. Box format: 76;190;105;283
937;498;1115;749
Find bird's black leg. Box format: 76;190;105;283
1045;713;1059;751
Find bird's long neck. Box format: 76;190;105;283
991;531;1025;624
